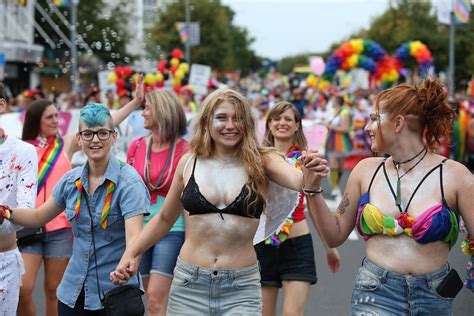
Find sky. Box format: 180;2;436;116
222;0;390;60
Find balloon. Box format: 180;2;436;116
158;59;167;73
173;84;182;94
309;56;325;76
107;72;118;83
116;78;126;89
170;57;180;67
170;65;177;74
157;81;165;88
131;73;140;83
171;48;184;59
174;69;185;80
123;66;133;77
144;73;156;85
114;66;124;76
178;62;190;73
155;72;164;83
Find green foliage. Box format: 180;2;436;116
34;0;131;65
146;0;261;73
277;54;311;74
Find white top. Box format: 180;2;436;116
0;135;38;233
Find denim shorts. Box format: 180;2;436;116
255;233;317;288
19;228;73;259
351;257;454;316
138;231;184;277
167;257;262;315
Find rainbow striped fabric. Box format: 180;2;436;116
356;192;459;249
74;179;116;230
37;137;64;194
454;0;471;24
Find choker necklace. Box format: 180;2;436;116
393;147;428;208
392;147;426;166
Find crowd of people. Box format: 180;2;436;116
0;74;472;315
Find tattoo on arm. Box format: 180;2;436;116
336;194;350;216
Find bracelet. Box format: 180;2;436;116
0;205;12;220
302;185;323;196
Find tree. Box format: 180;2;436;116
34;0;132;67
146;0;261;73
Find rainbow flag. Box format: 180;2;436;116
53;0;70;7
175;22;189;45
37;137;64;194
454;0;471;24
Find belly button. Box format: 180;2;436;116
214;257;218;263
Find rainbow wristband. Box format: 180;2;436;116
1;206;12;220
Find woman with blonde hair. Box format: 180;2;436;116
308;78;473;315
127;89;188;316
256;101;340;316
112;88;328;314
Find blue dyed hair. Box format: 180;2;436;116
79;103;113;129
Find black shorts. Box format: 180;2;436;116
255;233;317;288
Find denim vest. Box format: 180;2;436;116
52;156;150;310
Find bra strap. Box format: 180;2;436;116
368;160;385;193
404;162;444;213
382;161;404;213
440;158;448;205
191;156;198;175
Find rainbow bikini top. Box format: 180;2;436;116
356;159;459;249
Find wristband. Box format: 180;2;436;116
302;186;323;196
1;205;12;220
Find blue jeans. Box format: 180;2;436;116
19;228;73;259
138;231;184;277
351;258;454;316
168;257;262;315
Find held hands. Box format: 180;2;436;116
326;248;341;273
299;150;330;189
110;252;139;285
0;205;12;224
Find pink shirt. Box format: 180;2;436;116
35;145;72;232
127;137;188;204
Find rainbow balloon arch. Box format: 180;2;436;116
315;38;434;90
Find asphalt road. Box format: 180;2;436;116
31;173;473;315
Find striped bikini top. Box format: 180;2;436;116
355;159;459;249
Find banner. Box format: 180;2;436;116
454;0;471;24
175;22;189;45
53;0;71;7
437;0;471;24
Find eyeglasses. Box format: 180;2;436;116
78;129;115;141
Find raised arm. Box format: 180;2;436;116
110;74;144;127
303;157;367;248
111;153;189;284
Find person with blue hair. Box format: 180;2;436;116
18;76;146;316
1;103;150;315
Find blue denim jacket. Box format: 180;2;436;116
52;156;150;310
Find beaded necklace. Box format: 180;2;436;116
144;136;176;191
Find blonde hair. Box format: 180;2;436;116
189;88;268;213
145;89;187;143
263;101;307;150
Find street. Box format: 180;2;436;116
31;173;473;315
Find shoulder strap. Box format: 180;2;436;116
439;158;448;205
367;160;385;193
382;161;404;213
403;162;444;213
